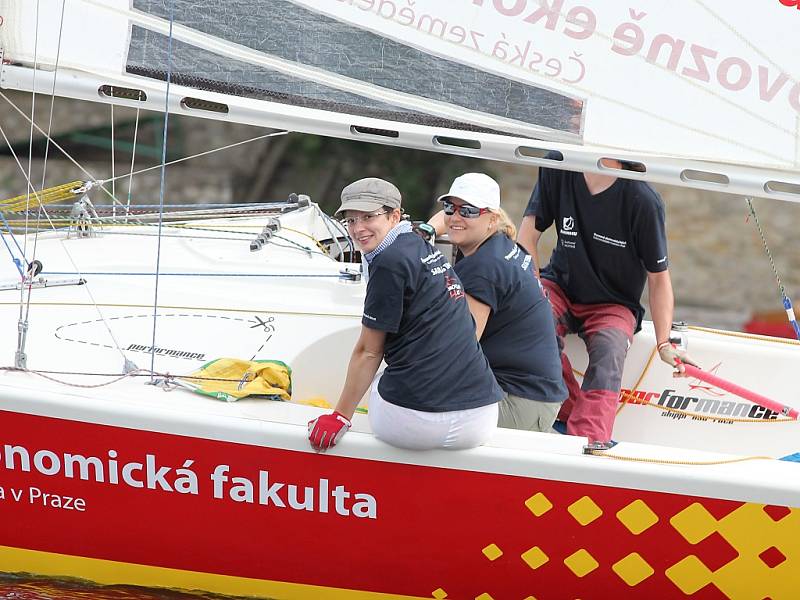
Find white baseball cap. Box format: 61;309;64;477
437;173;500;210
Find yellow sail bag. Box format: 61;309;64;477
183;358;291;402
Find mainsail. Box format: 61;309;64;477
1;0;799;200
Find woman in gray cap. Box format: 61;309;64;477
308;177;502;452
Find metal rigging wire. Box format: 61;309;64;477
745;197;800;341
148;0;176;378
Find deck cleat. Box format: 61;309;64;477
583;440;618;454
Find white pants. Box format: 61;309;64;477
368;376;498;450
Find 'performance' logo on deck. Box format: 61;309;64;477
126;344;205;360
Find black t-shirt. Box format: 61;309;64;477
455;234;567;403
363;232;502;412
525;167;668;331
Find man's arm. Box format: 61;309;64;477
333;325;386;419
517;215;543;275
647;270;696;375
647;269;674;350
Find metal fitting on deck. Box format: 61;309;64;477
68;195;99;238
669;321;689;351
249;228;274;252
582;440;616;454
339;268;362;282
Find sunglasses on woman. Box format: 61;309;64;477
441;200;491;218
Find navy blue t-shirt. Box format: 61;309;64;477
363;232;502;412
526;167;668;331
455;234;566;403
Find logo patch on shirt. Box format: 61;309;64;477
592;232;627;248
560;216;578;237
444;274;464;300
420;250;443;265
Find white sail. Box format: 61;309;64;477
0;3;799;597
1;0;799;201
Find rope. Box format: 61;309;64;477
745;197;800;341
101;131;289;188
23;0;41;266
110;96;116;219
125;102;143;222
0;301;360;319
149;0;175;377
30;0;67;277
587;450;774;466
616;345;658;416
0;181;84;212
282;226;330;255
41;271;344;278
0;217;24;277
314;205;340;258
0;211;27;263
24;202;289;211
688;324;800;346
0;366;151;389
0;366;268;386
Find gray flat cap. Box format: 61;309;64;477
335;177;402;216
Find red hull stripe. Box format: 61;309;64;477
0;410;798;598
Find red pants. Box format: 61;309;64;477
542;279;636;443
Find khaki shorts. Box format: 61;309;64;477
498;391;561;433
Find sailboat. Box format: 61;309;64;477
0;1;798;598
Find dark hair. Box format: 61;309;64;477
384;205;406;220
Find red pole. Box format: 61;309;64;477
681;363;798;419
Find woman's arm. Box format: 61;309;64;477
334;325;386;419
308;325;386;451
427;209;446;236
465;293;491;340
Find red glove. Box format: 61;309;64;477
308;411;351;451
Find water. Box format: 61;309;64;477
0;576;266;600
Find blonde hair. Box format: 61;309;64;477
492;207;517;239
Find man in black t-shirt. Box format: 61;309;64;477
517;160;695;444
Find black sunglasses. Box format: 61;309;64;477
441;200;490;218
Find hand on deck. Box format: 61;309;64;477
657;342;698;377
308;411;352;451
